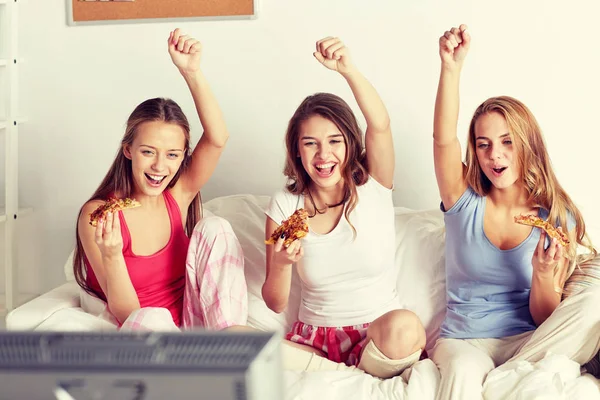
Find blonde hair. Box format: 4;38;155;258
465;96;596;278
283;93;369;237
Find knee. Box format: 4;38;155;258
431;341;493;378
368;310;426;359
193;216;234;238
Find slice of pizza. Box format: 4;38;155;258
266;208;309;247
89;197;141;227
514;214;570;247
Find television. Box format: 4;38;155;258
0;330;283;400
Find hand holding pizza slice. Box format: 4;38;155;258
89;197;141;227
266;208;309;247
514;214;570;247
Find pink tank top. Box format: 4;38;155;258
85;190;190;326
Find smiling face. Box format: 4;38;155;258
123;120;186;197
474;112;521;190
297;115;347;189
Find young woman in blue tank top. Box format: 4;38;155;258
430;24;600;399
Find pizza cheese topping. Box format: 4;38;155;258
266;208;309;247
89;197;141;227
514;214;570;247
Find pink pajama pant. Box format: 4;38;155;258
120;216;248;332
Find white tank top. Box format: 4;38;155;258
265;177;400;327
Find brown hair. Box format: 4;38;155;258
465;96;596;276
283;93;368;236
73;98;202;298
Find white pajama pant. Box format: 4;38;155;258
430;284;600;400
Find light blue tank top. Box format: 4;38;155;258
440;187;571;339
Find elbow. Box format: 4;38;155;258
529;306;554;327
270;303;287;314
371;118;391;135
113;308;137;325
532;314;547;327
108;302;140;325
209;132;229;149
262;287;287;314
433;136;455;148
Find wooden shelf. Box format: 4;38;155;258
0;207;33;223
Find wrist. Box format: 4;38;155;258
180;68;204;82
272;260;293;271
102;253;123;265
340;66;360;80
532;269;554;282
440;62;463;75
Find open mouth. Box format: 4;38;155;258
314;162;336;178
145;173;167;187
492;167;507;176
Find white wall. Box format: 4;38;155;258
6;0;600;295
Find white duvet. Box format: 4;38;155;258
283;359;440;400
201;196;600;400
483;353;600;400
281;354;600;400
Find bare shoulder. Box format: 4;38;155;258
165;187;192;215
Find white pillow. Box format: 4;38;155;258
64;250;75;282
393;207;447;351
206;195;448;348
64;194;448;348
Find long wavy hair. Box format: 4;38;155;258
73;98;202;299
465;96;596;277
283;92;369;236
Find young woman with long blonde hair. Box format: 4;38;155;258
430;24;599;399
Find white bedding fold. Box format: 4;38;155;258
483;353;600;400
284;359;440;400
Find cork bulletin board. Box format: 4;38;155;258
67;0;257;26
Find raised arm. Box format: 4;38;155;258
434;24;471;210
262;217;303;313
78;203;140;323
314;37;394;189
169;28;229;206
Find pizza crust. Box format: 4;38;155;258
514;214;570;247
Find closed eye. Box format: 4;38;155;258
303;142;316;146
142;150;154;155
330;139;342;144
